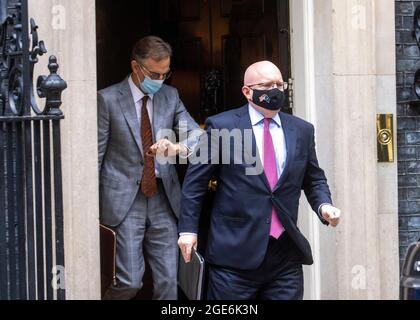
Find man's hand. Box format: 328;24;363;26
321;204;341;227
178;234;198;263
148;139;186;157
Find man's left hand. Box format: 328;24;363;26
148;139;185;157
321;204;341;227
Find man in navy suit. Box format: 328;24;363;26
178;61;341;300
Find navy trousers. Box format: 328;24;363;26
207;232;304;300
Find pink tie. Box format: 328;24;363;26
263;118;285;239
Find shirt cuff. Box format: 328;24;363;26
179;232;197;237
318;203;332;224
178;144;192;159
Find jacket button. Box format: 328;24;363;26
266;218;270;224
136;180;141;186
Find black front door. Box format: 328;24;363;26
151;0;291;123
97;0;291;120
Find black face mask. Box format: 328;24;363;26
251;88;285;111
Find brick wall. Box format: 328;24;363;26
396;0;420;268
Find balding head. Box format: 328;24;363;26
242;61;284;118
244;61;283;86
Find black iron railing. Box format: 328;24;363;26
0;0;67;300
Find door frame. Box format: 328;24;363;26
290;0;321;300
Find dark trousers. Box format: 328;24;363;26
207;233;304;300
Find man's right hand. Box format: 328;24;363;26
178;234;198;263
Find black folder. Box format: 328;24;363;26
100;224;117;297
178;248;205;300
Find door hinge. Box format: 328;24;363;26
287;78;294;112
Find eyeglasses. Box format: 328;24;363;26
139;63;172;81
247;81;288;91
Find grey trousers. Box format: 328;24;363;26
102;181;178;300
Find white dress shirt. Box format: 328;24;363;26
128;75;155;133
128;75;160;177
248;104;287;179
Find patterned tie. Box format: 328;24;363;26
140;96;157;198
263;118;285;239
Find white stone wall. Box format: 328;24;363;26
310;0;399;299
28;0;100;300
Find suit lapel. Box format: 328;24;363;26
273;112;297;191
236;106;271;191
118;78;144;158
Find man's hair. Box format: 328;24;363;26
131;36;172;62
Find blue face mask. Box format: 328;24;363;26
136;72;164;94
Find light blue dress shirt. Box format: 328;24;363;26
248;104;287;179
248;105;329;217
180;105;329;237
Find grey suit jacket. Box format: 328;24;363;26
98;77;201;227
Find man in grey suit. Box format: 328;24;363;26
98;36;200;300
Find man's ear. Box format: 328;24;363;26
131;60;139;74
242;86;252;101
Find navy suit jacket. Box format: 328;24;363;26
178;105;332;270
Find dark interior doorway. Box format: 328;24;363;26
96;0;291;122
96;0;291;299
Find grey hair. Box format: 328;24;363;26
131;36;172;62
